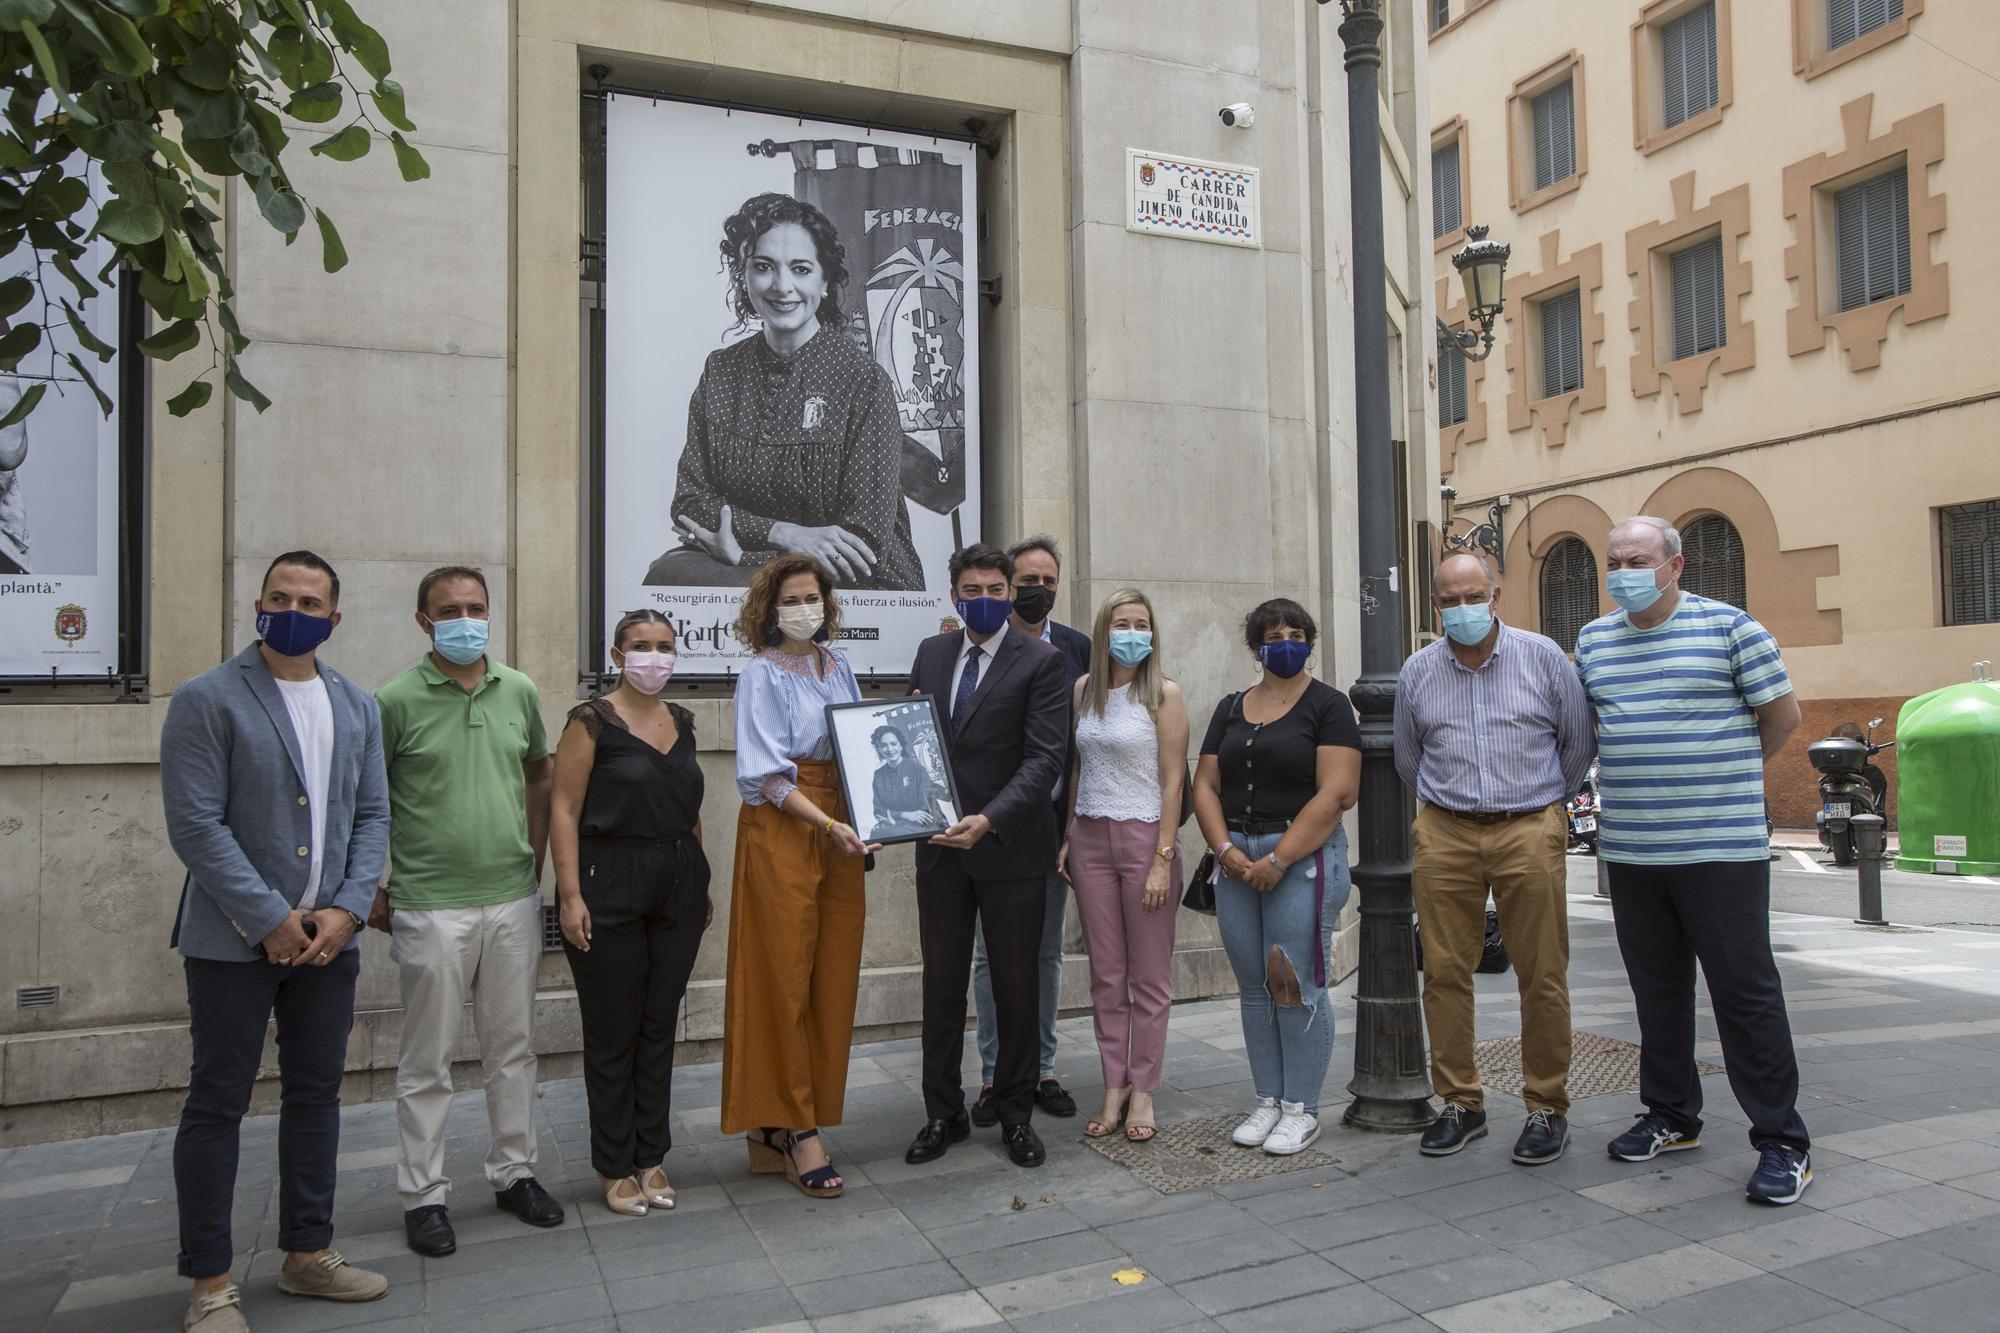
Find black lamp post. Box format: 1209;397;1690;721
1326;0;1434;1132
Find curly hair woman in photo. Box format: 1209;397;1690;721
648;192;925;591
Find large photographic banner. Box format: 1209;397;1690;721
601;95;980;677
0;167;121;679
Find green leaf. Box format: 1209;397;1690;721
285;81;343;124
216;301;249;354
370;78;415;132
101;0;169;15
64;353;113;415
166;378;213;416
0;275;30;320
183;91;246;140
0;321;40;369
0;380;44;427
138;318;200;359
95;196;164;244
60;299;115;358
313;207;347;273
252;177;306;234
309;123;370;162
0;0;56;30
390;131;430;182
225;362;271;412
267;26;305;84
21;21;96;126
322;0;391;80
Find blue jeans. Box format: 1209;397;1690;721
972;872;1066;1083
1214;827;1351;1114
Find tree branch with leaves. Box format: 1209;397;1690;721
0;0;429;430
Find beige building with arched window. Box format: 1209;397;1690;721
1428;0;2000;827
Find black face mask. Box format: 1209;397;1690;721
1013;584;1056;624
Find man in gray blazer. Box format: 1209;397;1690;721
161;551;391;1332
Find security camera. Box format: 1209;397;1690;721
1219;103;1256;129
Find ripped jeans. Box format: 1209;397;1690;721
1214;827;1352;1114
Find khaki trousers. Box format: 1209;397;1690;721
390;892;543;1208
1411;803;1572;1115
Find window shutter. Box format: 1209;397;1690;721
1439;346;1467;427
1659;2;1718;130
1942;501;2000;627
1671;236;1725;360
1531;79;1574;192
1431;138;1462;238
1539;537;1599;653
1832;0;1903;50
1539;289;1583;398
1835;166;1910;313
1661;14;1688;128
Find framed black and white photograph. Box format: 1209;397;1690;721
597;93;981;677
825;695;961;846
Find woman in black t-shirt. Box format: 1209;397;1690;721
550;610;710;1217
1191;598;1362;1157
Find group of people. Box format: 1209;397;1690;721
159;514;1815;1333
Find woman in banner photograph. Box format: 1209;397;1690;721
868;724;946;839
647;192;925;591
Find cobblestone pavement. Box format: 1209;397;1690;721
8;890;2000;1333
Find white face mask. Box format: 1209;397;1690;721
776;603;825;642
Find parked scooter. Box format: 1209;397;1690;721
1808;718;1893;867
1567;760;1601;855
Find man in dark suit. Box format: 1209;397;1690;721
905;543;1071;1168
964;536;1091;1125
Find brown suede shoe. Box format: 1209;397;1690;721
276;1250;389;1303
184;1284;248;1332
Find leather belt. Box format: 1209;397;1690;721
1434;805;1551;825
1227;817;1293;837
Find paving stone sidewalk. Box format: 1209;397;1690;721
8;891;2000;1333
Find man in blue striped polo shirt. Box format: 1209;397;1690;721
1576;516;1811;1206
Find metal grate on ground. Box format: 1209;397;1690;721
1475;1030;1721;1099
1078;1112;1340;1194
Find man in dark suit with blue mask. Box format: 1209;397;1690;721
161;551;393;1331
904;543;1070;1168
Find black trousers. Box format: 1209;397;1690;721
918;849;1044;1126
563;885;706;1180
175;949;360;1279
1608;859;1810;1152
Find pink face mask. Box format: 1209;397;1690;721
619;650;676;694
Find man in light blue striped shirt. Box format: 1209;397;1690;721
1395;553;1593;1166
1576;516;1811;1207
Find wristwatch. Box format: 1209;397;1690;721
1155;844;1175;862
1266;851;1287;872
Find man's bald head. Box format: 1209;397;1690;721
1433;552;1500;619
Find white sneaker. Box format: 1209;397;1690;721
1263;1102;1321;1156
1231;1097;1282;1147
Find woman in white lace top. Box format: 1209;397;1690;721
1058;588;1189;1141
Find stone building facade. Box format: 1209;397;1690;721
1429;0;2000;829
0;0;1441;1143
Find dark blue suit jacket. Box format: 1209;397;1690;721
1046;620;1092;681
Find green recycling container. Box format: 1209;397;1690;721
1894;671;2000;875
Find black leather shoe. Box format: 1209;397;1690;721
495;1177;566;1228
970;1085;999;1128
1034;1078;1077;1118
1512;1110;1569;1165
1003;1122;1046;1168
905;1115;972;1165
1418;1102;1488;1157
404;1204;456;1257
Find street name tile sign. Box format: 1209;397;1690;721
1126;149;1261;248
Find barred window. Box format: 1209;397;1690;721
1941;500;2000;627
1439;345;1468;427
1682;513;1746;608
1660;1;1719;130
1830;0;1905;50
1539;537;1598;653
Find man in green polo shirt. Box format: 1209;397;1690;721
371;565;563;1258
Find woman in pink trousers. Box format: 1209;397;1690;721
1059;588;1189;1141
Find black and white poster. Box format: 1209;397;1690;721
601;95;980;676
826;696;961;846
0;163;122;679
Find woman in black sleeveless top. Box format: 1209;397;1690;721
550;610;710;1217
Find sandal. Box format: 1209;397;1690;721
602;1174;648;1217
1125;1092;1158;1143
638;1165;676;1211
746;1127;786;1175
1085;1089;1131;1139
783;1129;844;1198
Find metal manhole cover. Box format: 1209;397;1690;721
1474;1031;1720;1100
1078;1113;1339;1194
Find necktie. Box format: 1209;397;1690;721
952;644;983;734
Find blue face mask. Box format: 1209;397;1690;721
428;615;490;665
1108;629;1153;668
257;607;334;658
1440;603;1494;647
1607;568;1665;614
1258;638;1311;679
955;595;1012;636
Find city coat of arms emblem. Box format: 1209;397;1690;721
54;603;86;643
1139;162;1156;187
